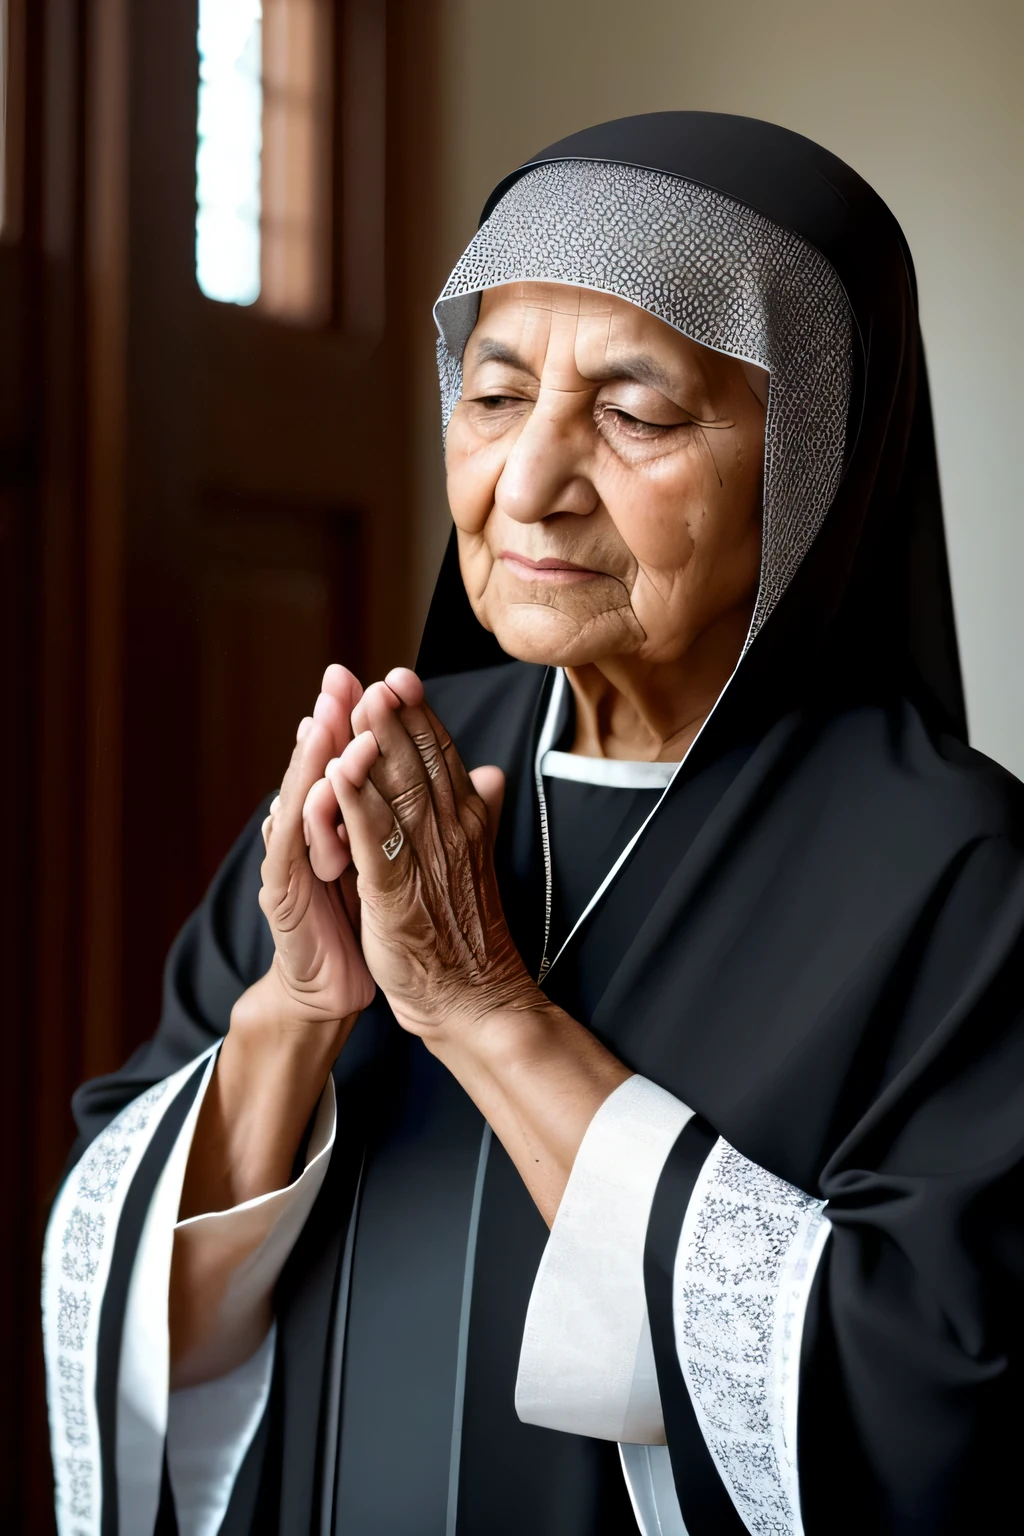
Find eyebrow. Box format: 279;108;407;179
470;338;678;395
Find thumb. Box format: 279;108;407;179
468;765;505;845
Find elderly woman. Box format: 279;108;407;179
44;113;1023;1536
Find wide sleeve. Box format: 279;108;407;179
648;840;1024;1536
162;1074;336;1536
515;1079;828;1536
42;799;279;1536
518;832;1024;1536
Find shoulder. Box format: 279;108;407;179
424;661;547;768
809;699;1024;852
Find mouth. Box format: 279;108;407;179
498;551;602;585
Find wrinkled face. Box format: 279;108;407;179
444;282;768;669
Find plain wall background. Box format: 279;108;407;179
416;0;1023;776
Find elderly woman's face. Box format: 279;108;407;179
445;283;767;669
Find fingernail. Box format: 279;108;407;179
297;717;313;741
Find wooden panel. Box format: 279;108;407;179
0;0;27;241
0;247;28;447
0;479;37;1528
0;1;442;1527
197;494;365;884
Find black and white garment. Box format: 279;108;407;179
44;113;1024;1536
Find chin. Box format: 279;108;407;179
487;607;622;670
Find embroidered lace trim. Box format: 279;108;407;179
675;1139;830;1536
42;1055;213;1536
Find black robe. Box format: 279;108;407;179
59;113;1024;1535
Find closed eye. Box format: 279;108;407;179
597;404;683;438
471;393;529;411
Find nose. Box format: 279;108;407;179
494;395;598;525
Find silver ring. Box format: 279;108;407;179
382;822;404;861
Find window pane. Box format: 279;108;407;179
196;0;263;306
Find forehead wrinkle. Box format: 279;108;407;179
470;335;686;400
470;296;714;411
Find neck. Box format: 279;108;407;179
564;603;752;762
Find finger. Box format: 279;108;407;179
365;683;452;803
421;703;471;798
303;775;351;881
296;716;314;743
312;689;354;761
383;667;425;708
263;718;333;893
321;663;364;710
329;732;410;892
358;682;458;844
419;703;494;845
364;695;499;954
356;685;445;811
333;728;379;789
261;814;273;851
319;665;364;753
350;676;401;739
467;765;505;844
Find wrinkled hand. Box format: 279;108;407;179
239;664;376;1041
320;667;543;1037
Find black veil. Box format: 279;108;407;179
417;111;966;746
411;115;1022;1534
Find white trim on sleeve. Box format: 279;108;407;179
512;1067;830;1536
171;1073;337;1386
160;1075;337;1529
116;1053;220;1536
673;1138;830;1536
43;1046;338;1536
515;1073;692;1442
43;1045;219;1536
619;1443;689;1536
166;1324;277;1536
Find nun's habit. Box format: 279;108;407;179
43;113;1024;1536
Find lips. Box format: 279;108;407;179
499;551;602;583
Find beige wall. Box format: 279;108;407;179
417;0;1023;775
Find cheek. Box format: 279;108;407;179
599;459;698;578
604;436;762;640
445;421;504;535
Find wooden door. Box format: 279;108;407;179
0;1;440;1525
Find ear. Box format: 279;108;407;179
468;765;505;845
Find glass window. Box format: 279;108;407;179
196;0;263;306
196;0;333;322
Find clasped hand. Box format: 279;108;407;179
259;664;542;1045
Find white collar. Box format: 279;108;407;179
540;749;676;790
